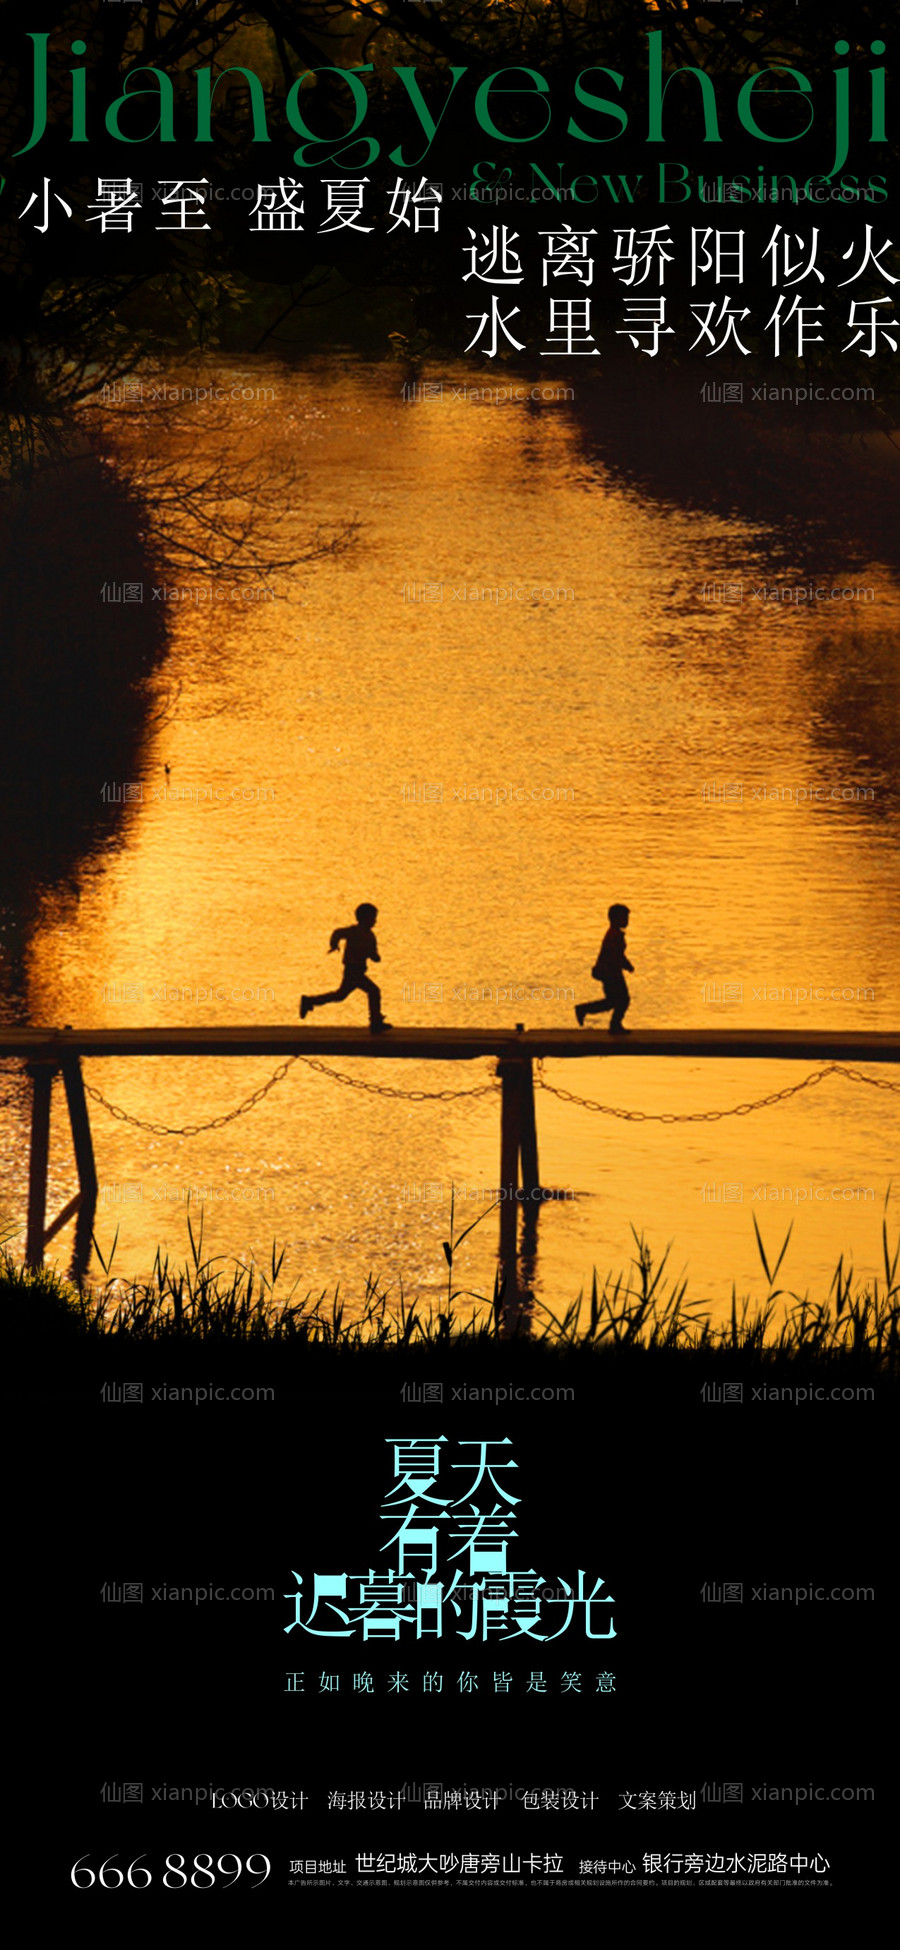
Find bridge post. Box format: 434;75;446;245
519;1057;540;1198
61;1057;98;1206
62;1057;98;1283
20;1056;98;1275
496;1060;522;1295
25;1061;55;1268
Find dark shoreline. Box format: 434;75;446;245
7;1259;895;1410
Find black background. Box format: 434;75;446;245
17;1355;887;1898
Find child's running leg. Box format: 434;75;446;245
300;974;354;1017
575;995;613;1025
608;979;631;1034
360;975;391;1033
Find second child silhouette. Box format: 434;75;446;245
575;903;634;1035
300;903;392;1034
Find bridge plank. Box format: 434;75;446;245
0;1027;897;1061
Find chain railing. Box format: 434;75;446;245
81;1055;303;1137
296;1054;499;1104
534;1059;900;1123
76;1051;498;1135
24;1051;889;1139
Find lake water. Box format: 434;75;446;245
4;356;899;1321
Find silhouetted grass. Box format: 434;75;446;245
2;1200;897;1371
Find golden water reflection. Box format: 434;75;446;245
7;357;900;1322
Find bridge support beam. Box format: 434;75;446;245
519;1057;540;1198
25;1063;53;1269
497;1058;541;1312
23;1057;97;1278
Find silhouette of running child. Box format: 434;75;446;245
575;902;634;1035
300;903;392;1034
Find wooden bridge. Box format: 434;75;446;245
1;1024;897;1290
